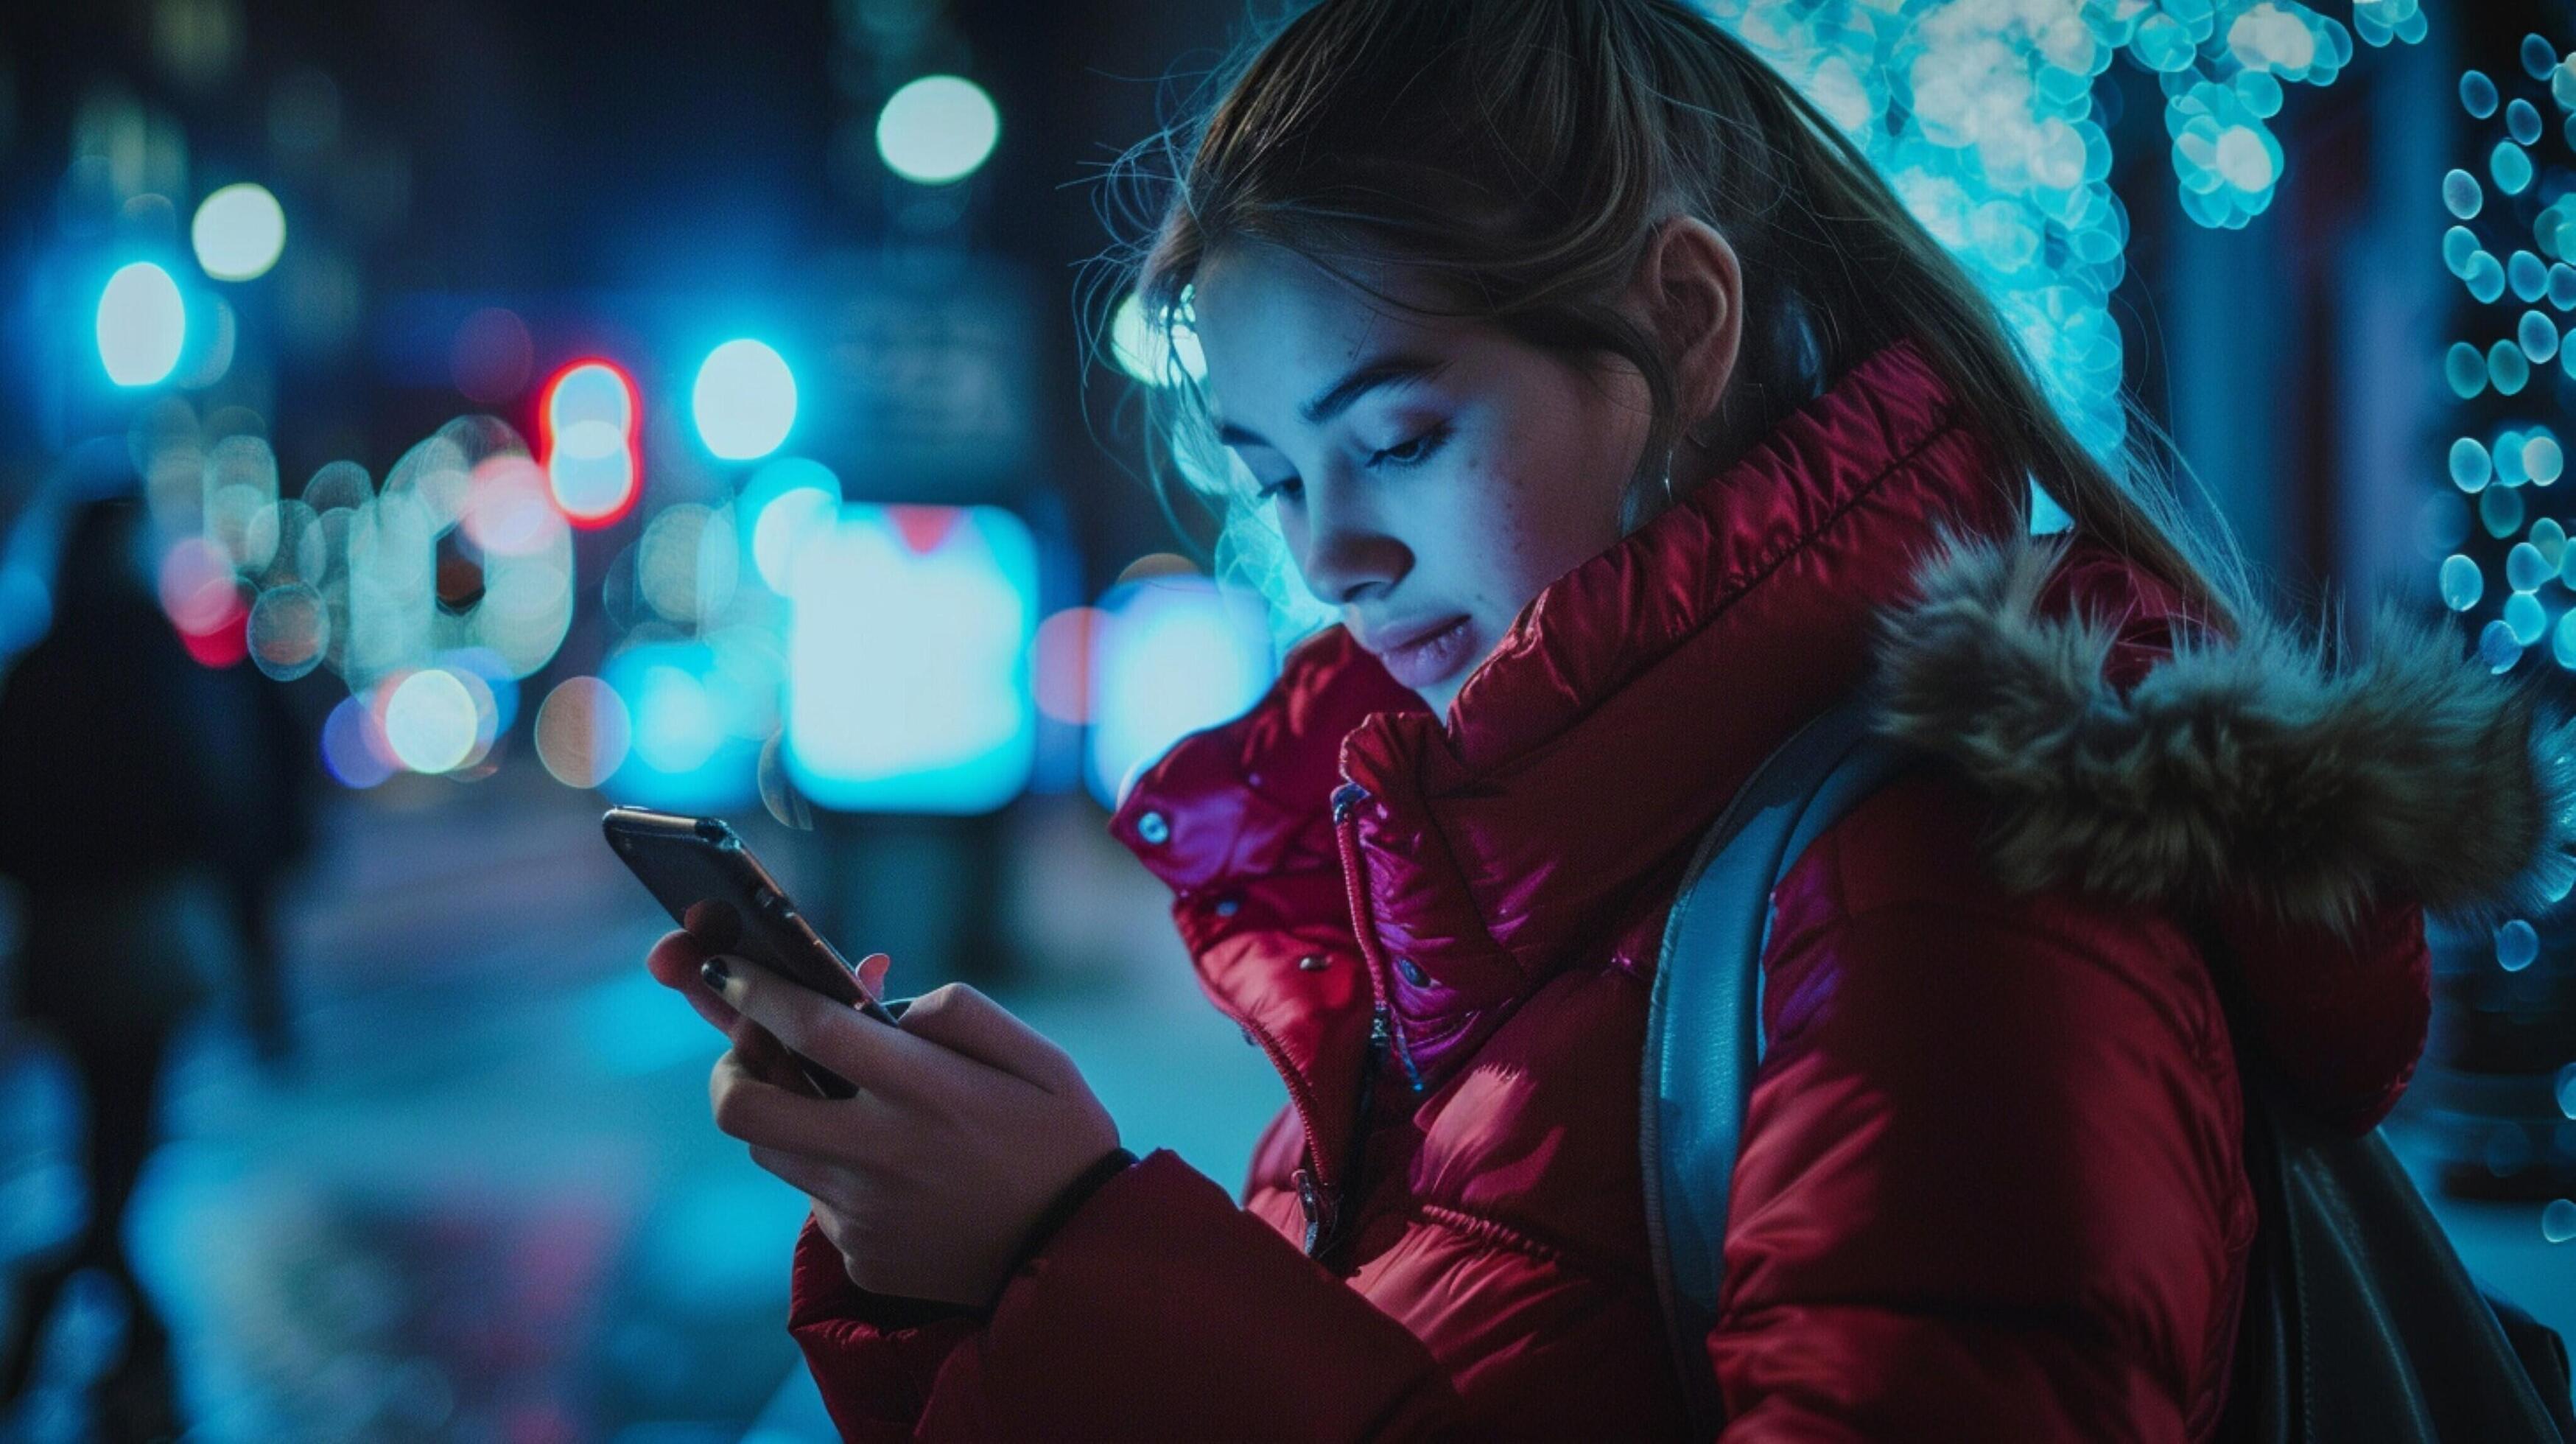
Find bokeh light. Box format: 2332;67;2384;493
382;668;481;774
2445;167;2484;219
1085;575;1275;807
636;502;738;624
1108;292;1207;385
459;455;565;558
2463;69;2501;119
2546;1199;2576;1244
190;181;286;281
690;339;797;461
319;693;396;789
2481;618;2524;672
2441;553;2485;611
875;74;1000;184
2505;590;2547;645
1033;606;1102;724
2499;918;2541;970
2485;484;2527;539
248;583;329;681
785;504;1037;813
739;457;840;593
541;360;639;528
156;534;248;669
535;676;633;790
97;261;186;386
2452;436;2494;491
602;642;759;812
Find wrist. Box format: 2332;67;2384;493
986;1145;1138;1306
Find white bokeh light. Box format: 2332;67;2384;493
97;262;186;386
192;183;287;281
692;339;798;460
876;75;1000;184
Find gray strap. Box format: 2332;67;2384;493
1640;698;1917;1434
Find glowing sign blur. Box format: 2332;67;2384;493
603;642;760;813
1086;576;1274;807
97;262;186;386
786;504;1036;814
192;183;287;281
692;339;798;461
541;360;639;528
876;75;1000;184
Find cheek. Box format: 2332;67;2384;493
1447;451;1618;614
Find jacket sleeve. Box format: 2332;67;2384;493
790;1149;1471;1440
1706;813;2249;1442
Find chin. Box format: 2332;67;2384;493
1415;675;1467;719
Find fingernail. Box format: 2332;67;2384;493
701;956;732;992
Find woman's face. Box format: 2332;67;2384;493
1191;245;1657;719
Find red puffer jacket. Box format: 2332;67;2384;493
784;340;2566;1440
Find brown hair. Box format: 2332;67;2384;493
1092;0;2247;623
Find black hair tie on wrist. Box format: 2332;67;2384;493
989;1146;1141;1307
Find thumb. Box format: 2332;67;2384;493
897;983;1084;1095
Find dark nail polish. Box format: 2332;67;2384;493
701;956;731;991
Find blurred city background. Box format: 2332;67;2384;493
0;0;2571;1440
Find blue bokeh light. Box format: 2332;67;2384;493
603;641;760;813
1084;575;1276;809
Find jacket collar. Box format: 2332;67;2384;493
1112;337;2018;1092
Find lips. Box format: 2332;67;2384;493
1358;614;1475;691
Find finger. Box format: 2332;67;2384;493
855;952;891;1003
701;956;941;1101
894;983;1087;1096
709;1048;893;1158
748;1142;857;1202
645;929;741;1031
728;1012;821;1096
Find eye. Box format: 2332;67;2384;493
1254;475;1303;504
1369;424;1450;469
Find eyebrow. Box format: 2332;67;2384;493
1213;352;1450;449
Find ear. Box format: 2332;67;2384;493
1624;215;1744;431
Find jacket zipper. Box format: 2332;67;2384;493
1299;779;1403;1265
1297;1002;1386;1258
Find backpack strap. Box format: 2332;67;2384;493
1640;697;1918;1434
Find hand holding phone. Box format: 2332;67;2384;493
606;807;895;1098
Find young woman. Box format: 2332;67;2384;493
647;1;2575;1437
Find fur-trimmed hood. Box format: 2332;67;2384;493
1872;531;2576;935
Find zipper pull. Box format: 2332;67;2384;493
1332;780;1370;823
1372;999;1427;1093
1294;1166;1333;1255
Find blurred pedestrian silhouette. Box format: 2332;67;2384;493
0;491;312;1440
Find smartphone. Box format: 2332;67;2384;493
602;805;896;1099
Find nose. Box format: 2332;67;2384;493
1294;472;1411;607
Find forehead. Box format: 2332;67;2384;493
1192;245;1460;427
